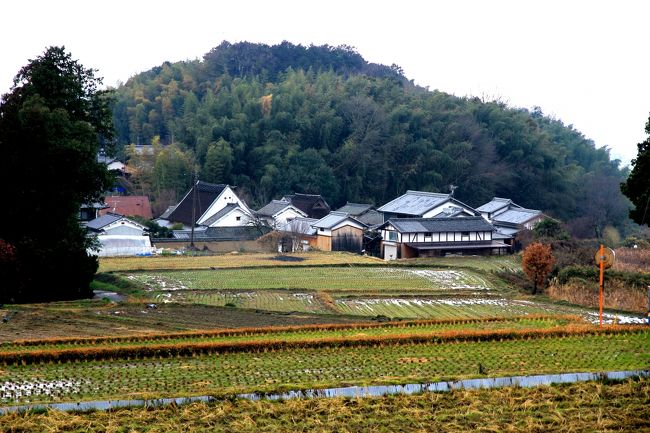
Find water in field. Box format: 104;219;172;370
1;370;646;414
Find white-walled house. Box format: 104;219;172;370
86;213;153;257
256;200;308;228
379;216;508;260
476;197;546;240
377;190;480;221
156;181;254;229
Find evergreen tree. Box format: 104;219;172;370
621;115;650;226
0;47;113;302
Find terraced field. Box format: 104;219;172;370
132;267;495;292
0;322;646;405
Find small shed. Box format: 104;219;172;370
311;212;367;252
86;213;152;257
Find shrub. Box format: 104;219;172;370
522;243;556;295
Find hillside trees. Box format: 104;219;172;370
0;47;113;302
110;41;631;235
621;114;650;226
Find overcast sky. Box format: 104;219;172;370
2;0;648;166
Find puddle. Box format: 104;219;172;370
0;370;646;415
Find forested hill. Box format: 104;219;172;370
111;41;630;237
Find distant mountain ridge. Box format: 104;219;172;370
111;41;630;237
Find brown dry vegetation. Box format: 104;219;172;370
3;379;648;432
613;247;650;273
0;303;364;342
548;278;647;313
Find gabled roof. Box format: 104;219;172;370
86;213;146;232
257;200;306;218
356;209;384;227
282;193;331;219
164;181;228;225
86;213;123;231
430;206;469;218
377;190;451;216
335;202;373;216
492;208;542;226
312;211;367;230
476;197;523;214
158;205;176;220
383;216;494;233
200;203;242;227
100;196;153;219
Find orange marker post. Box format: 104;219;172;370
599;244;604;327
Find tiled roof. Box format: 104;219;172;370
387;216;494;233
493;208;541;225
377;190;451;216
335;202;373;215
257;200;293;217
164;181;228;225
100;196;153;219
476;197;522;213
283;193;331;219
356;209;384;227
312;211;367;229
86;213;124;231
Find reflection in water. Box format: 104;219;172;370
1;370;647;415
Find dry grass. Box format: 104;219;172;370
98;252;381;272
548;279;647;313
3;379;648;432
613;247;650;273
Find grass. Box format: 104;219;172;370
98;251;382;272
4;379;647;432
0;328;647;404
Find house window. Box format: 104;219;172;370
236;216;241;221
320;228;325;232
461;231;470;241
387;231;398;241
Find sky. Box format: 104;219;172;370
1;0;648;166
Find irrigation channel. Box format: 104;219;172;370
0;370;647;415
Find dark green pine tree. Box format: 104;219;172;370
0;46;114;302
621;115;650;227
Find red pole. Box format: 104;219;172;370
599;244;604;327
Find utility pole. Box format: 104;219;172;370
189;171;197;250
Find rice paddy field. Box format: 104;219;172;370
2;252;648;431
0;321;647;405
6;379;650;432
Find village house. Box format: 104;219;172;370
86;213;153;257
282;193;331;219
379;216;509;260
99;195;153;220
476;197;546;241
377;190;480;221
335;202;384;227
156;181;254;230
256;199;308;228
